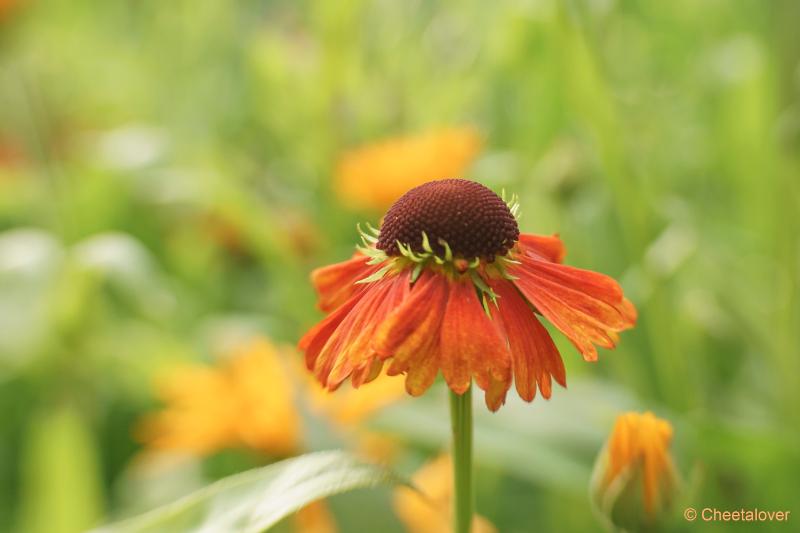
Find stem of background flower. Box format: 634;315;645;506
449;384;473;533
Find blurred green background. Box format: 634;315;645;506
1;0;798;532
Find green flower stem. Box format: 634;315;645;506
450;384;473;533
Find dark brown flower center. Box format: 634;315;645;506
376;179;519;261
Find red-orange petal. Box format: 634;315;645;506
402;332;442;397
440;277;511;408
311;253;379;313
377;272;449;397
489;279;566;402
484;374;511;412
322;272;410;390
350;357;384;389
299;286;368;370
509;255;636;361
517;233;566;263
373;271;448;372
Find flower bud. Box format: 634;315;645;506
590;412;680;531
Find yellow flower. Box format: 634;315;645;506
591;411;680;529
293;501;338;533
300;364;407;463
393;455;496;533
137;339;301;457
304;369;407;426
334;127;482;211
137;337;407;459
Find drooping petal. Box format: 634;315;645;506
509;254;636;361
402;332;442;397
440;277;511;408
373;271;449;372
350;357;384;389
518;233;566;263
310;253;379;312
321;272;410;390
489;279;566;402
299;286;368;370
483;374;511;412
371;271;450;396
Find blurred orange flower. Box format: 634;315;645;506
137;337;406;458
305;367;406;426
300;358;407;462
136;339;301;457
136;337;411;532
591;411;679;525
294;501;338;533
334;127;482;211
394;455;496;533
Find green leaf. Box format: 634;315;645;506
93;450;406;533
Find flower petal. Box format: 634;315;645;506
373;271;448;375
311;253;379;312
518;233;566;263
403;333;442;397
489;280;566;401
350;357;384;388
322;272;410;390
299;286;368;370
440;277;511;403
509;255;637;361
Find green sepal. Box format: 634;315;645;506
411;262;424;283
355;262;395;284
469;270;498;306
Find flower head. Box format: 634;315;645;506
300;179;637;411
334;128;482;211
591;412;679;528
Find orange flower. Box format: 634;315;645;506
300;179;636;411
137;337;406;458
294;501;338;533
394;455;496;533
334;128;482;211
136;339;301;457
304;368;406;426
593;411;678;521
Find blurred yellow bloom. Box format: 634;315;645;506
137;339;301;457
354;432;403;464
301;363;407;462
334;127;482;211
138;337;407;459
304;369;407;426
591;411;679;529
394;455;496;533
294;501;338;533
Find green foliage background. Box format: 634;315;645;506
0;0;798;532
